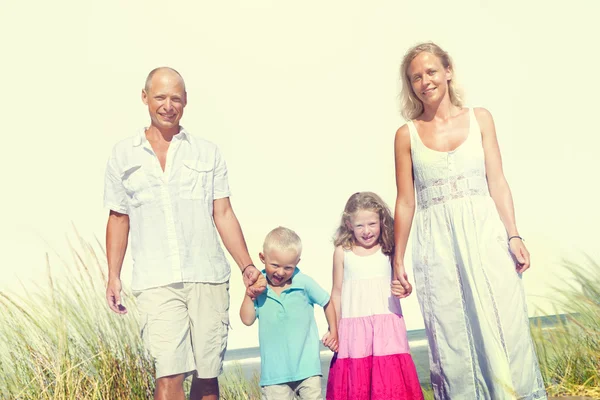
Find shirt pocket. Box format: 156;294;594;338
180;160;213;200
121;164;153;208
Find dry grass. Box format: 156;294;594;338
532;256;600;399
0;230;597;399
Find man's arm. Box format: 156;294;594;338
213;197;266;298
106;210;129;314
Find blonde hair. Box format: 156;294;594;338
263;226;302;256
399;42;464;120
334;192;395;256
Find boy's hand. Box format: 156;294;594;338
322;330;339;353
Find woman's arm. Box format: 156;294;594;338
476;107;531;273
392;125;416;297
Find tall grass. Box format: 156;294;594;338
1;230;598;399
532;256;600;398
0;231;259;399
0;233;156;399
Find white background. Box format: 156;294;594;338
1;0;599;350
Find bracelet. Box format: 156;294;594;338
241;263;255;275
508;235;523;242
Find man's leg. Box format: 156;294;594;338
134;285;196;399
155;374;186;400
190;377;219;400
187;282;230;400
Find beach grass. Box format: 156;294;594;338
0;231;598;399
531;256;600;398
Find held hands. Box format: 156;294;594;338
322;330;339;353
106;278;127;314
391;261;413;299
509;238;531;273
243;265;267;300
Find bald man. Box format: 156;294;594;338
103;67;266;400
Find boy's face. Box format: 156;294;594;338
259;248;300;287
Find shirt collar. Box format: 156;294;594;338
133;126;189;147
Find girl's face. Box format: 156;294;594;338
407;51;452;106
347;209;381;249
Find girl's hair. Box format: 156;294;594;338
399;41;464;120
334;192;395;256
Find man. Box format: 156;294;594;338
103;67;266;400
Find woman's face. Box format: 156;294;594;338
407;51;452;106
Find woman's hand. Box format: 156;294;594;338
509;238;531;273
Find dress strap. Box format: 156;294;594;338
468;107;483;144
405;120;418;151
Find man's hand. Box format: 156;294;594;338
243;265;266;299
106;278;127;314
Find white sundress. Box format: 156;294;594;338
408;108;547;400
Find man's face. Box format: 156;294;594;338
142;71;187;131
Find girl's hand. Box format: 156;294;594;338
509;238;531;273
391;279;409;298
392;262;413;298
322;330;339;353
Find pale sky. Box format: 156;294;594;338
1;0;599;350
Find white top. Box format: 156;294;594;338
341;249;402;319
103;127;232;291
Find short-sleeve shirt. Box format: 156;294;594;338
103;127;231;291
254;268;330;386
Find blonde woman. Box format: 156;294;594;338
392;42;547;399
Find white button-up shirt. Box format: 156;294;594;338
104;127;231;291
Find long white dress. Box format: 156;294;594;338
408;108;547;400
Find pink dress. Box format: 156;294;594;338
326;249;423;400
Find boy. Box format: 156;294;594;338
240;227;338;400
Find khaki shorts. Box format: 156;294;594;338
134;282;230;379
261;376;323;400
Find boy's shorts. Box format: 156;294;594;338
261;375;323;400
133;281;230;379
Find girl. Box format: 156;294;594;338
326;192;423;400
393;42;547;399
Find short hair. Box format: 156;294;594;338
263;226;303;255
144;67;186;92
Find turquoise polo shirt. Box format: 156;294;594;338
254;268;330;386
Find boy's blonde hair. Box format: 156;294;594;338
399;41;464;120
263;226;303;255
334;192;395;256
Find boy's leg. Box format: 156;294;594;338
261;383;296;400
295;376;323;400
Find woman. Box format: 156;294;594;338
392;42;547;399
